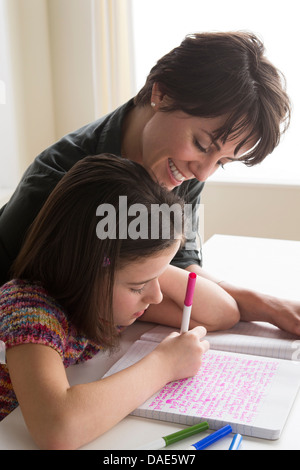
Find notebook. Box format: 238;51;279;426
142;321;300;361
104;322;300;439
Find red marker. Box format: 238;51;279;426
180;272;197;334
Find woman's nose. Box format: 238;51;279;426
189;152;221;181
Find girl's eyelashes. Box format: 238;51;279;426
217;161;225;169
130;286;146;294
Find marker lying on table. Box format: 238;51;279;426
180;272;197;334
136;421;209;450
187;424;232;450
229;433;243;450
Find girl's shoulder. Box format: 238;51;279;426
0;278;68;345
1;278;51;297
0;279;66;322
0;279;101;365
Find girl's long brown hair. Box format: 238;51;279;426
11;154;184;348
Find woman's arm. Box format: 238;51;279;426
186;264;300;336
6;327;208;450
141;264;240;330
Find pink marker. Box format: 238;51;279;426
180;272;197;334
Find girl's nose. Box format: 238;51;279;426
143;279;163;305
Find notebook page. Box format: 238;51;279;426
103;339;300;439
222;321;298;340
203;333;299;360
103;340;157;376
141;322;299;341
141;323;300;361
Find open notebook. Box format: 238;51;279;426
104;322;300;440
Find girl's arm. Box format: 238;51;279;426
141;264;240;330
6;326;208;450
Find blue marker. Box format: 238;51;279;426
187;424;232;450
229;433;243;450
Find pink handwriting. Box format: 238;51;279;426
148;352;279;424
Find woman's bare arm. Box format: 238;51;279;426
142;264;240;330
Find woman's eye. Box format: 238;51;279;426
217;161;225;169
194;138;208;153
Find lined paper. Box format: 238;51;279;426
141;322;300;360
104;338;300;439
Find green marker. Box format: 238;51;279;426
136;421;209;450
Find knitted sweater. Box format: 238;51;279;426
0;279;103;421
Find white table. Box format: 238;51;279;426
1;234;300;450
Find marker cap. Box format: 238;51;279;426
163;421;209;446
229;433;243;450
184;272;197;307
191;424;232;450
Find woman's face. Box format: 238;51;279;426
141;107;255;191
112;243;179;327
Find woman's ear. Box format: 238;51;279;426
151;82;173;110
150;82;165;108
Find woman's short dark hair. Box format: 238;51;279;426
135;31;291;166
11;154;184;348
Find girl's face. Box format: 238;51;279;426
141;101;256;191
112;243;179;326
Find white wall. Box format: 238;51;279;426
47;0;96;139
1;0;299;243
201;182;300;242
131;0;300;243
1;0;56;178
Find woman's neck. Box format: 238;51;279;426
121;104;153;165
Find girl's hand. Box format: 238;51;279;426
154;326;209;382
5;327;209;449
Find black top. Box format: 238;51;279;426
0;99;205;285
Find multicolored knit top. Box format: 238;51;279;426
0;279;103;421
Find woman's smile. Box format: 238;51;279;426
167;158;186;185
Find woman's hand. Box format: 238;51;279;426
219;281;300;336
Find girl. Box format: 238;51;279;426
0;31;298;337
0;154;218;449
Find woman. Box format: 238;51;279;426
0;31;298;335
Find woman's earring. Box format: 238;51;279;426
151;102;156;108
